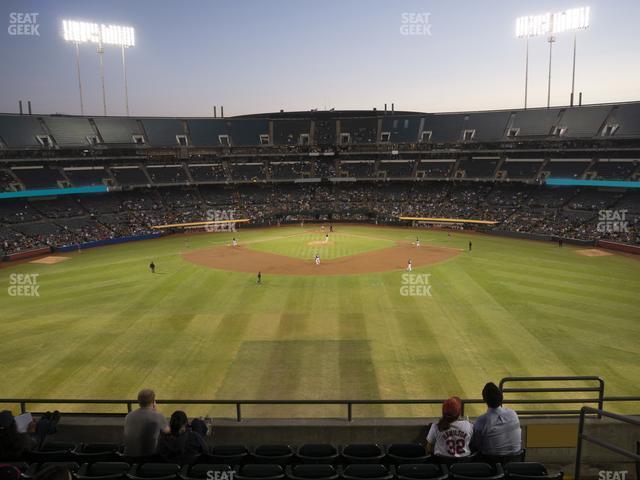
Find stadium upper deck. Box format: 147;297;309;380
1;101;639;151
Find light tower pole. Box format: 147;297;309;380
121;45;130;116
547;35;555;108
74;42;84;115
97;41;107;116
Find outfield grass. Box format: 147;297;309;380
0;225;638;418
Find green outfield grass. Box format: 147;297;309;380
1;224;639;418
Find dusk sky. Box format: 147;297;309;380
1;0;639;117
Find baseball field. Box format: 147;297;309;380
1;224;639;418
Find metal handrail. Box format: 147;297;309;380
574;407;640;480
499;376;606;414
0;396;637;421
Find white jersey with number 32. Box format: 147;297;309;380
426;420;473;457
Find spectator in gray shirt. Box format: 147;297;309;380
472;382;522;457
124;389;170;458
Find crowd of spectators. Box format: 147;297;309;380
1;182;639;257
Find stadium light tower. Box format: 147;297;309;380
516;7;590;108
63;20;135;116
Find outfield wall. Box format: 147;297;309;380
54;233;163;253
2;246;52;262
597;239;640;255
480;228;596;246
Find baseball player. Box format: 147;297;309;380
407;259;412;272
468;241;472;252
416;237;420;247
324;233;329;243
149;261;156;274
315;254;320;266
257;272;262;284
232;237;238;247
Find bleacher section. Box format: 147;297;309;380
417;161;453;179
44;117;97;147
457;158;499;179
147;165;188;184
273;120;311;146
501;161;543;179
544;160;590;179
0;115;48;147
381;116;423;143
11;167;65;189
110;166;149;186
64;167;110;187
188;163;228;182
93;117;143;144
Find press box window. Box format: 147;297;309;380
218;135;230;146
176;135;188;147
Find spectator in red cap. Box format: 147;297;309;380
426;396;473;458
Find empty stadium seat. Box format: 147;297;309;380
450;463;505;480
295;444;339;464
77;462;131;480
340;465;394;480
0;463;28;480
28;442;78;463
396;464;448;480
179;464;233;480
251;445;294;465
503;463;563;480
432;451;477;466
341;445;385;464
234;464;285;480
24;462;81;479
76;443;122;463
481;451;526;465
285;464;339;480
126;463;181;480
386;444;430;465
205;445;249;465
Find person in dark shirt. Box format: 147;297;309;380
468;241;472;252
149;262;156;274
0;410;36;460
156;410;209;463
257;272;262;284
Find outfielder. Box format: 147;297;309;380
232;237;238;247
324;233;329;243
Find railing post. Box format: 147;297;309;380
574;407;587;480
347;403;352;422
461;400;465;417
20;402;26;414
236;403;242;422
597;378;605;419
127;401;132;413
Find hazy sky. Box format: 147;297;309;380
1;0;639;117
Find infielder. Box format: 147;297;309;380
232;237;238;247
324;233;329;243
416;237;420;247
407;259;412;272
315;254;320;265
